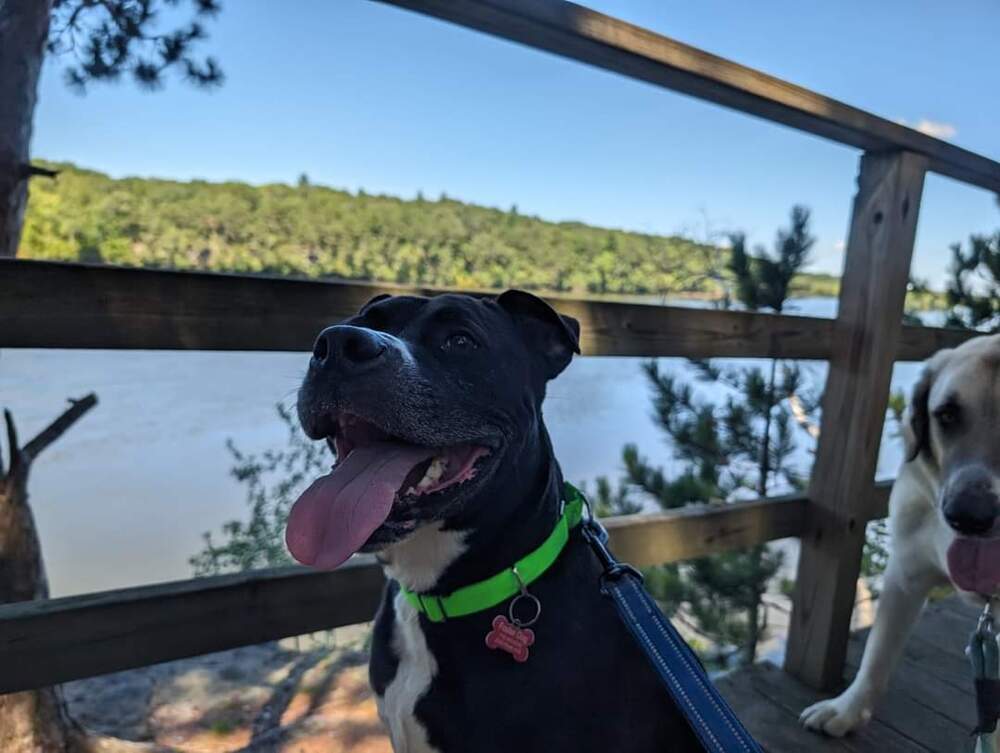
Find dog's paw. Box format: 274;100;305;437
799;695;872;737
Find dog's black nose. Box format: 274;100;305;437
312;325;386;370
943;467;999;536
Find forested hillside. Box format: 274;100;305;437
21;162;842;297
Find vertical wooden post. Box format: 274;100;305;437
784;150;928;690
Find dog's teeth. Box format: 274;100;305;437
432;457;449;478
417;457;448;489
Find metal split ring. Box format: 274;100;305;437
509;565;542;627
508;592;542;628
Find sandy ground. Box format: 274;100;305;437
59;586;879;753
64;626;391;753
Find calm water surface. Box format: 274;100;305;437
0;297;926;596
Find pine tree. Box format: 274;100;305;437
48;0;223;91
944;231;1000;331
595;206;816;666
584;476;642;518
2;0;223;258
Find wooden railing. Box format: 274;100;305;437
3;0;998;696
379;0;1000;193
1;259;973;359
0;484;892;694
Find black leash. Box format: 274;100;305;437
581;514;765;753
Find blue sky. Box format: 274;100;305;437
33;0;1000;286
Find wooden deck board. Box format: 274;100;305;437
718;595;980;752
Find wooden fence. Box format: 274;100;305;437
2;0;998;695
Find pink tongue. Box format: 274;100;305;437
947;537;1000;595
285;442;435;570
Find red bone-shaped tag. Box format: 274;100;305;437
485;615;535;662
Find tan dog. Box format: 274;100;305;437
801;333;1000;736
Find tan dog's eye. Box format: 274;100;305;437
933;402;962;429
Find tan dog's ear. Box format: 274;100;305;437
904;368;932;462
904;348;952;462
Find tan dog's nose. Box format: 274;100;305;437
944;465;998;536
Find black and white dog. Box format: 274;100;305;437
287;290;701;752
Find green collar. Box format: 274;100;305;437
399;482;586;622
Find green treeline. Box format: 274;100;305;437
21;161;842;298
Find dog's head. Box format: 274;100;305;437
285;290;579;569
904;333;1000;592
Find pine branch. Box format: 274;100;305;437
671;608;726;643
50;0;223;91
760;597;791;614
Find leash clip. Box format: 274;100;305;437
980;601;996;640
969;597;1000;746
580;517;643;594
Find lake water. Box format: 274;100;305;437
0;297;927;597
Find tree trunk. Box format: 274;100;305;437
0;690;84;753
0;398;94;753
0;397;165;753
756;358;779;497
0;0;53;258
741;547;764;666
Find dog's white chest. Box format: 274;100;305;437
377;592;441;753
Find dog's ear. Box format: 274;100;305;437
497;290;580;380
904;368;932;462
359;293;391;314
904;348;952;462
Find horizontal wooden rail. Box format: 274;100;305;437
606;482;890;568
0;559;387;696
378;0;1000;193
0;483;890;694
0;260;973;360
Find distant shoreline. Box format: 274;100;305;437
21;160;949;312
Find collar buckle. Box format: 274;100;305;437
418;594;448;622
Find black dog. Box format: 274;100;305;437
288;290;702;752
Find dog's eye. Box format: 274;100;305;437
934;402;962;429
443;332;477;352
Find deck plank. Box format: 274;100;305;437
716;664;855;753
857;657;972;750
721;595;981;752
848;631;970;698
717;662;928;753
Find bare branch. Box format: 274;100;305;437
19;163;61;180
28;164;61;179
21;394;98;465
3;409;20;479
